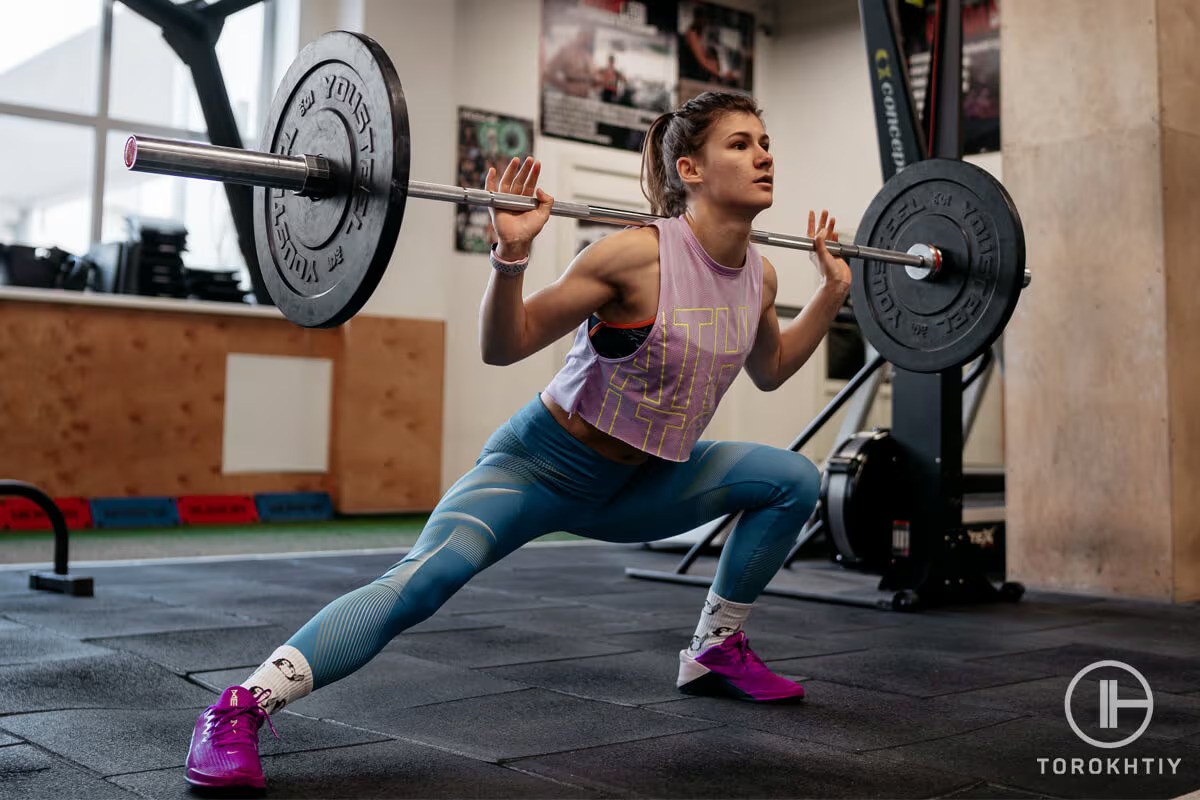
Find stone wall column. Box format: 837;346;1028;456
1003;0;1200;601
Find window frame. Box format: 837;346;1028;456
0;0;277;263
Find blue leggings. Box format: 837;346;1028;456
288;394;821;688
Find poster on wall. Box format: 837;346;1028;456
455;107;536;254
676;1;755;104
540;0;678;153
899;0;1000;155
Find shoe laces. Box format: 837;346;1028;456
732;635;767;670
206;689;279;747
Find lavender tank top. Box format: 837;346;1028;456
543;216;764;462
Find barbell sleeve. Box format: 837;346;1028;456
123;134;934;270
124;135;333;197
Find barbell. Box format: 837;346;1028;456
123;30;1028;373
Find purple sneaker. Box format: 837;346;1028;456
677;631;806;703
186;686;278;789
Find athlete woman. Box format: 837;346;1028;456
185;90;852;790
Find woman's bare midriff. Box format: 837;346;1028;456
540;394;651;465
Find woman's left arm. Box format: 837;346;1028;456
743;210;852;391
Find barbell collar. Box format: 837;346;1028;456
903;243;942;281
125;134;939;271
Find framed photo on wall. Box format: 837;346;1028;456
677;1;755;104
455;107;535;253
539;0;678;153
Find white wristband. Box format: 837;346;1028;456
490;244;530;276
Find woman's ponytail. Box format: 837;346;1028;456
640;111;680;217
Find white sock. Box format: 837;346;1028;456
685;589;753;657
239;645;314;714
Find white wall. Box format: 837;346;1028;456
446;0;562;489
295;0;1005;495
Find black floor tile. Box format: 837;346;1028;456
0;586;151;615
599;626;864;661
479;650;688;705
815;621;1091;659
112;738;603;799
975;644;1200;694
734;596;918;633
943;781;1058;798
195;651;529;718
515;724;976;798
253;571;382;597
91;624;288;674
157;558;355;585
874;715;1200;799
1014;619;1200;660
115;577;333;615
58;562;242;584
945;675;1200;741
916;604;1113;634
646;679;1023;751
0;706;387;776
493;543;651;571
1069;598;1200;625
0;571;35;593
497;555;644;574
467;570;634;599
371;687;717;762
0;652;213;713
388;626;635;668
570;586;714;614
435;585;581;617
767;648;1054;698
251;606;500;638
0;623;114;666
293;553;412;573
458;603;700;637
0;745;137;799
7;603;265;639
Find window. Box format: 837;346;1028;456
0;116;95;255
0;1;104;115
0;0;282;287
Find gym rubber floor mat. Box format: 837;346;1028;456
1;544;1197;799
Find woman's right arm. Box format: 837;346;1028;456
478;158;657;366
480;227;659;366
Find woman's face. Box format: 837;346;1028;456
684;111;774;215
